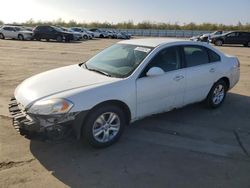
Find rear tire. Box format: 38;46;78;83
0;33;5;39
56;35;63;42
35;37;41;41
100;34;104;38
206;80;227;108
18;34;24;40
83;35;88;40
82;105;126;148
215;40;223;46
247;41;250;47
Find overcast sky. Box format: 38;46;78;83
1;0;249;24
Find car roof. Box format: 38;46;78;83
119;38;204;48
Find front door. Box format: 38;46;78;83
136;46;186;118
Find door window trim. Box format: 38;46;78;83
138;45;184;78
181;45;220;68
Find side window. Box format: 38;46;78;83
207;49;221;62
184;46;209;67
239;32;250;37
48;27;54;32
3;27;11;31
227;32;238;37
145;46;181;73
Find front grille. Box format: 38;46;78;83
8;97;36;134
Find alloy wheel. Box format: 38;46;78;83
92;112;120;143
212;84;225;105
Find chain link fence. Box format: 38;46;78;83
108;29;211;38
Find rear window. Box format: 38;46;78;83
208;49;221;62
240;32;250;37
184;46;209;67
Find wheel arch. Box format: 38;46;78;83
88;100;131;124
0;32;5;39
215;38;224;44
218;77;230;90
75;100;131;139
206;76;230;100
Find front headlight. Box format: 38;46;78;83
28;99;74;115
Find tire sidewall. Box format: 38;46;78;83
207;80;227;108
215;40;223;46
83;35;88;40
82;105;126;148
56;35;63;42
0;33;4;39
18;34;24;40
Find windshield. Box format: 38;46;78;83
84;44;153;78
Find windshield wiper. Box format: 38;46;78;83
83;64;112;77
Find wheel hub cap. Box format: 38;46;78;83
212;84;225;105
92;112;120;143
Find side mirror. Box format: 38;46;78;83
146;67;165;77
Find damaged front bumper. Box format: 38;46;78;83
8;97;88;140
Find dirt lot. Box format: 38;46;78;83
0;38;250;188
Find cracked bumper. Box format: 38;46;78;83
8;97;88;139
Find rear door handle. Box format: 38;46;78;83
173;75;184;81
209;68;215;73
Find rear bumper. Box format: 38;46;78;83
8;97;88;139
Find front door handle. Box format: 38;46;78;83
173;75;184;81
209;68;215;73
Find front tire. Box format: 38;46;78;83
82;105;126;148
215;39;223;46
18;34;24;40
246;41;250;47
206;80;227;108
0;33;5;39
56;35;63;42
83;35;88;40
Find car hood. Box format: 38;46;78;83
15;64;119;108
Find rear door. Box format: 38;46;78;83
238;32;250;44
182;45;221;105
224;32;240;44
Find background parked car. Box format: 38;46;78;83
70;27;93;39
190;31;223;42
57;26;83;41
199;31;223;42
89;28;109;38
0;25;33;40
210;31;250;47
106;30;117;38
120;31;131;39
33;26;74;42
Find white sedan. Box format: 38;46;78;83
0;25;33;40
9;38;240;147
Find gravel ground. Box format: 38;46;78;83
0;38;250;188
